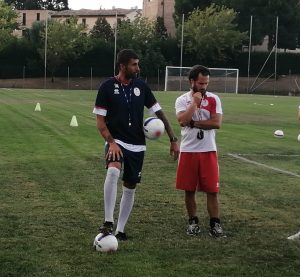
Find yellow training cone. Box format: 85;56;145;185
70;115;78;127
34;103;41;111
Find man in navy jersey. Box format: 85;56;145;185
93;49;179;240
175;65;225;237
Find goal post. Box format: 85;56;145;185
164;66;239;94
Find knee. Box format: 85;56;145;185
107;167;120;178
123;182;137;190
207;192;218;199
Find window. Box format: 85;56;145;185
37;13;40;21
22;13;26;25
82;18;86;27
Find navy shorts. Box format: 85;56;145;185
105;144;144;184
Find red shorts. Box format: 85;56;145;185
176;152;219;192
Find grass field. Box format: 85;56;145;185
0;88;300;276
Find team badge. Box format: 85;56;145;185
134;87;140;96
201;99;208;107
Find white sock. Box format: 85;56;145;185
103;167;120;223
116;186;136;233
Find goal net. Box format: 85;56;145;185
164;66;239;94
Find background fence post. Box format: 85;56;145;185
22;65;25;88
90;67;93;91
67;66;70;90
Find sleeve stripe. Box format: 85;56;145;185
93;107;107;116
149;102;162;114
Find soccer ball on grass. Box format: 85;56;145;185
93;233;118;253
274;130;284;138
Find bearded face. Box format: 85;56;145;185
123;59;140;80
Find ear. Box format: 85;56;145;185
120;64;126;71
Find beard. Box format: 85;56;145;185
125;71;138;80
192;85;206;96
200;89;206;96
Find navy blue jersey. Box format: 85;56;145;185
94;77;159;145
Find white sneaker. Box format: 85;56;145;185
186;217;201;236
209;223;226;238
186;223;201;235
287;231;300;240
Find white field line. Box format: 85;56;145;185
227;153;300;178
235;153;300;157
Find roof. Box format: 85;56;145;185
51;8;139;17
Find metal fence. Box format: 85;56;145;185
0;65;300;95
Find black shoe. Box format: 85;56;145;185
99;221;113;236
115;231;128;241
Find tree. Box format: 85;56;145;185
0;0;18;51
174;0;212;18
216;0;300;50
26;20;45;47
182;4;247;63
39;17;89;81
117;15;167;77
4;0;68;10
174;0;300;50
155;17;168;40
90;17;114;42
46;0;68;10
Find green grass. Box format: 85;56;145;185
0;88;300;276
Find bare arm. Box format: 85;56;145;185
176;102;197;127
96;115;122;160
176;91;222;130
191;113;222;130
96;114;114;143
155;110;179;160
176;91;201;127
176;108;222;130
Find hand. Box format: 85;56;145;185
192;91;202;106
106;142;123;161
170;142;179;161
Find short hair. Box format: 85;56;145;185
116;49;138;68
188;65;211;81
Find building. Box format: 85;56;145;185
14;8;140;37
13;9;50;37
13;2;176;37
142;0;176;36
51;8;139;32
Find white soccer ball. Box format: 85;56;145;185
143;117;165;140
93;233;118;253
274;130;284;138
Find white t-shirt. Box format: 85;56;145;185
175;91;222;152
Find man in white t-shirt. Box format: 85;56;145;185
175;65;225;237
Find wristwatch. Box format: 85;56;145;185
170;136;178;142
190;120;195;128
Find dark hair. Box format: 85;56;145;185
116;49;138;68
188;65;211;81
